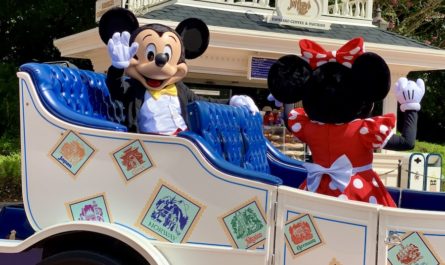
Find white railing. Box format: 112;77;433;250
201;0;271;8
327;0;372;20
120;0;374;21
125;0;170;12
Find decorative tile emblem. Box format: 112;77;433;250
388;231;442;265
50;130;95;176
66;193;111;222
136;180;205;243
112;140;153;181
284;213;324;257
219;198;267;249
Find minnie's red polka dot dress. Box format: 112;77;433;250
289;108;397;207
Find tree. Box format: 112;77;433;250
406;70;445;144
0;63;20;138
376;0;445;144
0;0;97;137
0;0;97;65
376;0;445;48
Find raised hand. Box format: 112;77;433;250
394;77;425;112
107;31;139;69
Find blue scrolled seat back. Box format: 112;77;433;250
19;63;127;132
188;101;270;173
181;101;307;186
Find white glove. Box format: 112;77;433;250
229;95;259;113
394;77;425;112
267;93;283;107
107;31;139;69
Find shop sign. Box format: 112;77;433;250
266;0;330;30
248;57;277;80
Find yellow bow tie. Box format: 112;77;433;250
149;84;178;100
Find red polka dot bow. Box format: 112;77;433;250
299;37;365;69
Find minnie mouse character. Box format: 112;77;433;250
99;8;258;134
268;37;425;207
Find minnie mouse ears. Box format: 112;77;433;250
267;55;312;104
98;8;139;44
300;37;364;69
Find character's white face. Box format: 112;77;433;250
125;29;188;91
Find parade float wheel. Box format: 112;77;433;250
37;250;124;265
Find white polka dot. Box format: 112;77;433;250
303;51;313;58
338;194;348;200
329;180;337;190
372;143;381;148
353;178;364;189
329;58;337;62
349;46;361;55
343;55;354;60
365;118;374;122
289;110;298;120
316;53;327;58
375;135;383;142
372;178;379;187
342;62;352;68
292;123;302;133
360;127;369;135
380;125;389;134
369;196;377;204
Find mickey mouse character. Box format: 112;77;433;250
99;8;258;134
268;37;425;207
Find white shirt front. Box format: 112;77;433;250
138;91;187;135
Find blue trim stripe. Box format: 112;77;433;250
115;222;232;248
21;80;41;230
390;230;445;237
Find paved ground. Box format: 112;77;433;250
0;202;42;264
0;248;42;265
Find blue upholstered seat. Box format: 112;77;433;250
400;189;445;211
187;101;270;173
20;63;127;132
181;101;307;186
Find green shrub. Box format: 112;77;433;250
0;135;20;156
0;152;22;201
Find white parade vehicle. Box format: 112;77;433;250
1;62;445;265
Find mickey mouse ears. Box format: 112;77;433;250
98;8;139;44
176;18;209;59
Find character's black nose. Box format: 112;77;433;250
155;53;168;67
